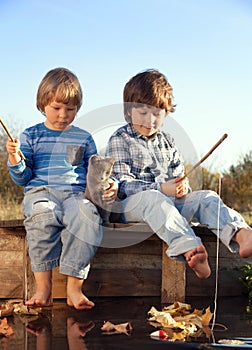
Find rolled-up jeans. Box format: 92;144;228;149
22;186;103;279
122;189;249;261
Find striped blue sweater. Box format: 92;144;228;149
8;123;97;193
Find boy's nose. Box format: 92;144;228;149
144;114;156;126
59;110;67;118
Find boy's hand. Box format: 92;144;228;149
6;138;21;155
160;176;188;198
102;178;118;204
175;176;189;198
6;138;22;165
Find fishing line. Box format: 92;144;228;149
211;174;222;332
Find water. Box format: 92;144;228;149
1;296;252;349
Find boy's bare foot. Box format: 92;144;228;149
67;276;95;310
25;271;52;307
184;244;211;279
233;228;252;258
67;295;95;310
26;292;52;307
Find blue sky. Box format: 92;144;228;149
1;0;251;173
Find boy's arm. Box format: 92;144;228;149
84;134;98;168
7;132;33;187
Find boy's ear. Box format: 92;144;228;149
125;112;132;123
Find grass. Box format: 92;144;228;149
0;197;24;220
242;212;252;227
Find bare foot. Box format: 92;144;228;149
67;276;95;310
233;228;252;258
25;271;52;307
67;295;95;310
26;292;52;307
184;244;211;279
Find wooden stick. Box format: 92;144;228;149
179;133;228;181
0;117;26;160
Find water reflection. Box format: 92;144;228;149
25;314;95;350
67;317;95;350
26;316;52;350
1;297;252;350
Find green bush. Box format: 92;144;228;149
238;264;252;301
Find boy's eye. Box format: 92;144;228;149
137;109;148;115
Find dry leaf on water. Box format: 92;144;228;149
0;303;14;317
0;318;14;337
101;321;133;335
5;300;42;316
148;301;213;341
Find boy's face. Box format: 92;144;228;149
131;105;166;137
44;101;77;130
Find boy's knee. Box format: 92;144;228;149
139;189;174;208
203;190;220;201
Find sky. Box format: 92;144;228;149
0;0;252;173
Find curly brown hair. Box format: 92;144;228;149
123;69;175;122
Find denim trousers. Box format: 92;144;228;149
122;189;249;261
22;186;103;279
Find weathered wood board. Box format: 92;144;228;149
0;220;251;302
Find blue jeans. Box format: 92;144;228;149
121;190;249;261
22;186;103;279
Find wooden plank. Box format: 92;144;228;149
101;225;154;248
0;234;24;249
0;251;23;266
113;222;153;232
186;269;243;297
0;219;25;236
92;253;161;269
84;268;161;297
52;268;162;299
52;267;67;298
0;219;24;228
161;242;185;304
0;267;23;298
96;237;162;255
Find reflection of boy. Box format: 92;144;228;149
106;69;252;279
67;317;95;350
26;316;52;350
6;68;118;309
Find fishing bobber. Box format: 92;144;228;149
150;330;167;339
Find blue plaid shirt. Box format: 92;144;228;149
105;123;185;199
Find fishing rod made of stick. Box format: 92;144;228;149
0;117;26;160
178;133;228;181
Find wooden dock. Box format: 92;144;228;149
0;220;250;303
